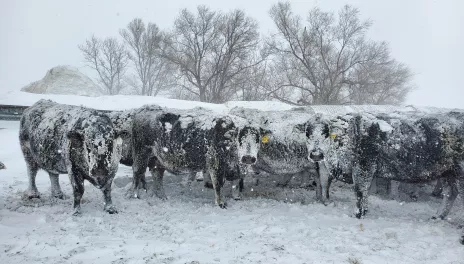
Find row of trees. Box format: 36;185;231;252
79;2;414;105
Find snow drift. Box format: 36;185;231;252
21;66;103;97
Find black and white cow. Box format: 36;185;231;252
106;108;145;167
307;110;464;243
129;106;258;208
19;100;124;215
229;107;330;202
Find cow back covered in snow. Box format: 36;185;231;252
130;106;253;208
19;99;123;215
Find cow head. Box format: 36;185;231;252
67;115;124;188
236;126;260;165
306;115;352;162
236;125;272;165
305;115;329;162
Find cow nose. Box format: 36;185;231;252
309;151;324;162
241;155;257;164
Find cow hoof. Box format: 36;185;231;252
52;192;66;200
218;202;227;209
156;195;168;201
233;196;242;201
72;209;82;216
431;215;446;221
24;190;40;199
105;206;118;214
322;200;333;206
460;236;464;245
354;210;367;219
125;188;142;199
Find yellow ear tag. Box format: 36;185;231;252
330;133;337;139
262;135;269;144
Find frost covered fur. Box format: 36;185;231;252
129;106;256;208
19;99;124;215
229;107;338;203
307;110;464;242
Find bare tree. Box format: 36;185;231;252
79;36;129;95
120;19;175;96
347;60;414;104
163;6;262;103
267;2;413;105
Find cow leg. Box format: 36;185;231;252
231;178;242;200
326;176;333;200
68;172;85;216
314;162;330;205
353;166;373;218
389;180;400;200
370;177;378;194
101;180;118;214
209;169;226;209
48;173;64;199
149;167;167;200
188;171;196;182
203;171;213;189
406;183;419;201
435;177;458;220
431;179;444;198
457;164;464;245
300;170;313;188
25;161;40;199
128;152;149;199
314;172;322;201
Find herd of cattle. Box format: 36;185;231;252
14;99;464;244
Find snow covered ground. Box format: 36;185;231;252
1;121;464;263
0;92;463;263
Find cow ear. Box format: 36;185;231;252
67;130;84;142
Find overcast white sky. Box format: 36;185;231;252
1;0;463;108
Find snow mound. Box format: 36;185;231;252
21;65;103;97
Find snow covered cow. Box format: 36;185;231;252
230;107;332;202
129;106;258;208
19;100;124;215
306;110;464;243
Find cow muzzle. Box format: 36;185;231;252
241;155;257;165
309;150;324;162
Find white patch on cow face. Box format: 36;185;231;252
237;127;260;165
164;122;172;133
306;122;328;162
